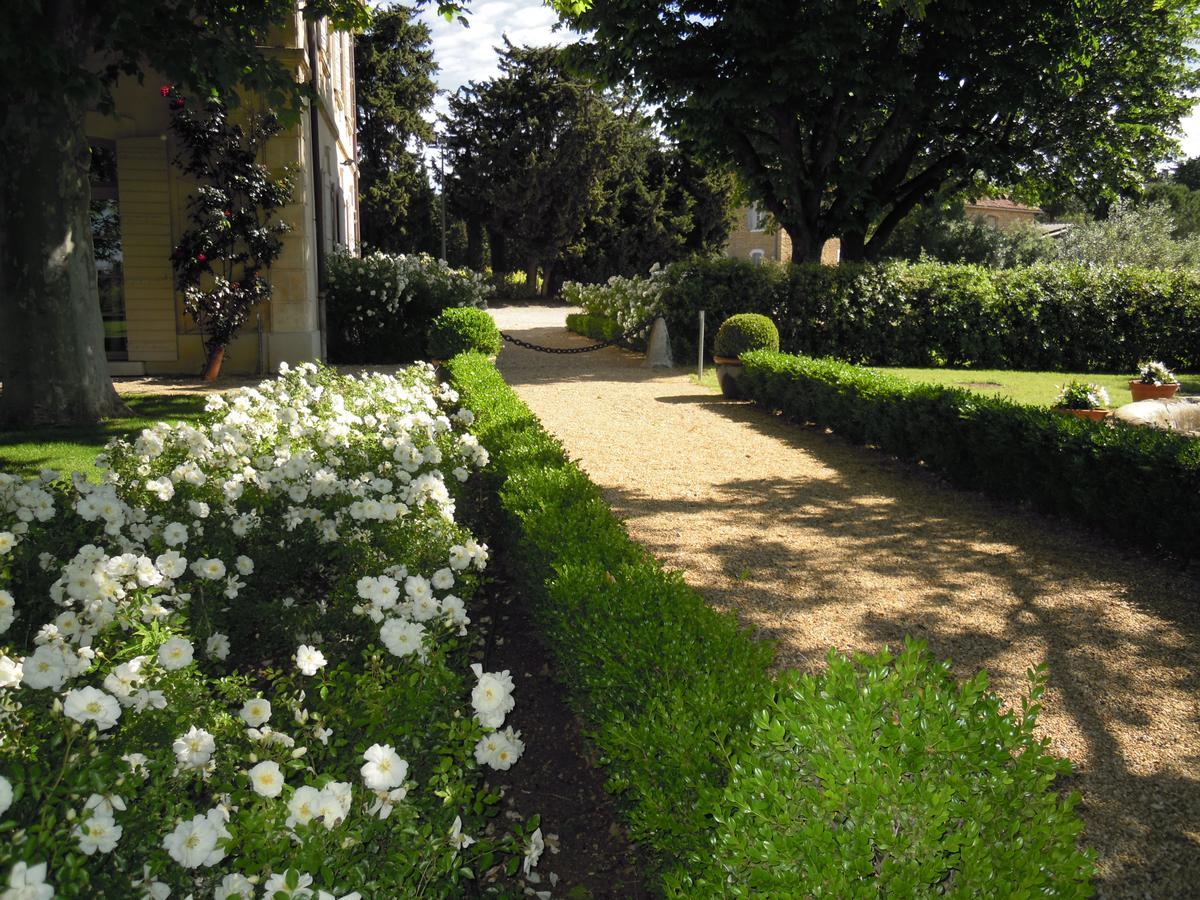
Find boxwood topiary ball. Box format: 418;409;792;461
426;307;502;359
714;313;780;358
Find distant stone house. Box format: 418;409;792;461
724;203;841;265
963;197;1041;230
84;11;358;376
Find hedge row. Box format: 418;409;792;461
447;352;1094;896
576;258;1200;371
564;312;624;343
739;351;1200;558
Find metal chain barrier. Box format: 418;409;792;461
500;314;657;354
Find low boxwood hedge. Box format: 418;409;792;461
564;312;623;343
738;350;1200;558
426;306;502;359
447;352;1095;895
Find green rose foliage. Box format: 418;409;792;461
713;313;780;358
426;308;502;359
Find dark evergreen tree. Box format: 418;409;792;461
355;5;440;253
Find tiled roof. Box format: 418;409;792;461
965;197;1042;213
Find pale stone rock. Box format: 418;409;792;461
643;317;673;368
1113;398;1200;435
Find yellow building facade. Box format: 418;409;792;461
725;204;841;265
84;12;358;376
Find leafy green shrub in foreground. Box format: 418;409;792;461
671;642;1091;896
426;306;502;358
739;350;1200;558
714;312;780;358
448;353;1094;895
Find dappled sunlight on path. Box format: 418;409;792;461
489;303;1200;898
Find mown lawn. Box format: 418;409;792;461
0;393;209;477
875;367;1200;407
695;364;1199;408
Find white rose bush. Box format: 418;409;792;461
0;362;537;897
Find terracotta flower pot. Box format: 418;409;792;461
1055;407;1109;422
1129;380;1181;402
713;356;744;398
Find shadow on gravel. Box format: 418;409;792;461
600;387;1200;898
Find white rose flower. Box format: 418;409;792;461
294;644;327;676
360;743;408;791
63;686;122;731
235;555;255;576
262;871;314;898
214;872;256;900
379;619;425;659
206;632;231;661
162;522;188;546
239;697;271;727
155;549;187;579
523;827;545;876
161;809;228;868
173;725;216;769
0;655;22;689
190;557;226;580
247;760;284;797
0;775;12;818
286;785;321;828
470;664;516;729
158;636;195;670
447;545;471;571
74;812;122;855
2;861;53;900
431;568;454;591
21;644;69;691
0;532;16;555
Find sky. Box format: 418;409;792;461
412;0;1200;160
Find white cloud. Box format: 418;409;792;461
412;0;575;121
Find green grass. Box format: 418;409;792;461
0;393;209;478
694;365;1198;408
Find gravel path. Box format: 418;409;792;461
491;304;1200;898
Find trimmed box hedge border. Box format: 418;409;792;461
738;350;1200;559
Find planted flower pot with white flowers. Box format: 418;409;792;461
1129;360;1181;402
1052;380;1111;422
713;313;780;399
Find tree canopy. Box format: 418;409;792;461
444;43;734;290
566;0;1200;262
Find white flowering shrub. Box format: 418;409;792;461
326;249;493;364
0;363;539;898
560;266;667;336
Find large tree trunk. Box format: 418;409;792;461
524;258;539;293
0;25;128;426
488;228;508;275
465;218;485;271
838;230;868;261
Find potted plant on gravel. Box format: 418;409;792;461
1052;380;1111;421
713;313;780;398
1129;360;1181;401
426;307;502;365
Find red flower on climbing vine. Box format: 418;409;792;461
196;253;207;263
159;85;172;97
